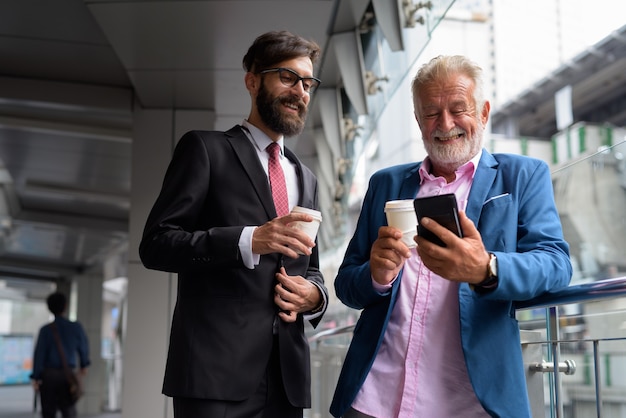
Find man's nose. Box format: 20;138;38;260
439;111;455;131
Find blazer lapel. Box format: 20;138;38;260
466;149;498;222
398;163;422;199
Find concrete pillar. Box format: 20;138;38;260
124;106;215;418
74;271;105;416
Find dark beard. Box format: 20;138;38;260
256;82;307;137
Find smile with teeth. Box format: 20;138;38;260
436;132;464;141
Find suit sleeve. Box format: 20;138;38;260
139;131;244;273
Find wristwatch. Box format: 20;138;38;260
471;253;498;293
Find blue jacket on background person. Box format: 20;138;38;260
31;315;90;379
31;292;90;418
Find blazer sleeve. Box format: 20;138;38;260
335;168;402;310
476;156;572;301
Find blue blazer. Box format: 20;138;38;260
330;150;572;418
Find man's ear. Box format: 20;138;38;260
481;100;491;125
244;72;258;94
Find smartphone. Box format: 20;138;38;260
413;194;463;247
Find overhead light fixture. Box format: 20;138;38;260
365;71;390;95
342;117;363;141
402;0;432;28
359;11;376;33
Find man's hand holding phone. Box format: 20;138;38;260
413;194;463;246
414;198;491;285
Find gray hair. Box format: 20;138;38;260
411;55;485;116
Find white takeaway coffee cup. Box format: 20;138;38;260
290;206;323;254
384;199;417;248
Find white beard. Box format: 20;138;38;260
425;122;484;173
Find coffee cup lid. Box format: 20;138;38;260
384;199;414;212
291;206;322;221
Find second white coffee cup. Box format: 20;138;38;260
384;199;417;248
290;206;323;254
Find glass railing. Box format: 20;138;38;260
307;138;626;418
516;277;626;418
324;0;457;251
516;138;626;418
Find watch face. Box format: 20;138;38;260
489;253;498;277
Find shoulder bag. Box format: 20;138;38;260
50;322;84;404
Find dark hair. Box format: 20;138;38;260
242;30;321;73
47;292;67;316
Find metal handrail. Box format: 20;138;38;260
309;276;626;344
308;324;354;346
307;276;626;418
515;276;626;310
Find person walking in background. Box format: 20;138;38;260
31;292;90;418
330;55;572;417
139;30;328;418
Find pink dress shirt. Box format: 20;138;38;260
351;154;489;417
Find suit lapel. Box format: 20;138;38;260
284;146;312;207
225;126;276;218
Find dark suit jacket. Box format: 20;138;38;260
139;126;328;407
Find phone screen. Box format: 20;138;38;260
413;194;463;247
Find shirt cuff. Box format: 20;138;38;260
303;282;327;321
372;275;394;294
239;226;260;269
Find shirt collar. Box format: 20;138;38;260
242;119;284;154
419;150;481;184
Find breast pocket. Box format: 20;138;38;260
479;193;515;250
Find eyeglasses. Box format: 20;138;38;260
258;68;321;93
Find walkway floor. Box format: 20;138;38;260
0;385;121;418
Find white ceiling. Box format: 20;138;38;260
88;1;336;111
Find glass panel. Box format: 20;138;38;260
344;0;457;194
314;0;457;338
518;294;626;417
552;130;626;284
516;137;626;416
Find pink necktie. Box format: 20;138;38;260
267;142;289;216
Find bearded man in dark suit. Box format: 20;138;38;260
139;30;328;418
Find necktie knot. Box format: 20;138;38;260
267;142;280;158
267;142;289;216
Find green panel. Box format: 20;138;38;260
578;126;586;153
566;128;572;159
605;354;611;387
521;137;528;155
583;352;591;385
605;126;613;147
